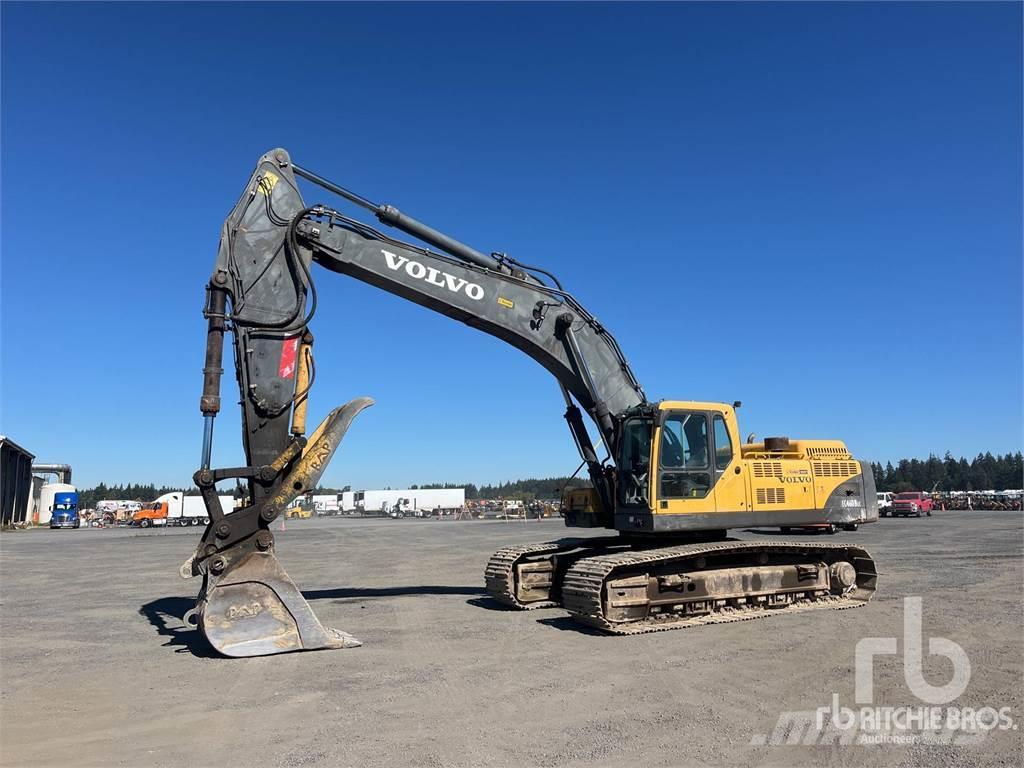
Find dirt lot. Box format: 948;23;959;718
1;510;1021;767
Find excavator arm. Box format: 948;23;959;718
183;148;646;656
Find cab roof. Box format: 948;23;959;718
656;400;733;413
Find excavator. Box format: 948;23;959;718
179;148;878;657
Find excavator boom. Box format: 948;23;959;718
182;148;645;655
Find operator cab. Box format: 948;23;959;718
609;401;742;532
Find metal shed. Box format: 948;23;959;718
1;436;36;526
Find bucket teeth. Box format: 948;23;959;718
199;550;360;657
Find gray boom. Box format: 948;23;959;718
184;148;646;656
301;207;645;429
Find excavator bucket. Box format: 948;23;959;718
200;551;361;657
188;398;373;657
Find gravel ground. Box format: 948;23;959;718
1;510;1021;767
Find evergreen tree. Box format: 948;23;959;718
68;452;1024;509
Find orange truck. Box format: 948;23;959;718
132;492;233;528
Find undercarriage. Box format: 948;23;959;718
485;536;877;634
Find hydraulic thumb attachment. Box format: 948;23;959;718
181;398;373;657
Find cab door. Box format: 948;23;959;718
709;410;750;514
652;410;717;515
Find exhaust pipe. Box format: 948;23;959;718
32;463;72;484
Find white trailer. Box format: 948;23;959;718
341;491;355;514
355;489;402;516
311;494;340;515
407;488;465;515
355;488;465;518
157;492;233;527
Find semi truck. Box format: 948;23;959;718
133;492;233;528
355;488;465;517
311;494;340;515
49;491;80;529
341;491;355;514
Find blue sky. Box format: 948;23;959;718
2;2;1021;490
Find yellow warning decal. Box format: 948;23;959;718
259;171;280;195
497;297;514;309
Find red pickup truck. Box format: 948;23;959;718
889;491;933;517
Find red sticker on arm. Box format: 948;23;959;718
278;336;299;378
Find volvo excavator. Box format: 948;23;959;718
180;148;878;657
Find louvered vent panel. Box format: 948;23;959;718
756;488;786;504
807;446;852;459
812;462;860;478
752;462;783;479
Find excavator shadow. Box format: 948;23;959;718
303;585;487;603
465;596;512;611
534;616;607;636
138;596;220;658
140;587;489;656
468;603;608;635
741;528;836;536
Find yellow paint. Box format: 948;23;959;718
497;297;514;309
562;487;601;515
650;420;717;514
710;410;748;513
291;341;311;436
259;171;279;195
647;401;859;516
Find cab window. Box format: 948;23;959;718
660;413;708;468
659;412;711;499
618;418;652;506
713;415;733;470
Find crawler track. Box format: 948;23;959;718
484;537;622;609
561;540;877;635
484;541;571;610
485;537;877;634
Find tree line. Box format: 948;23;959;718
320;479;591;501
318;478;590;501
75;482;194;510
412;477;590;501
76;480;256;508
871;452;1022;493
72;452;1022;507
75;477;591;507
74;479;585;507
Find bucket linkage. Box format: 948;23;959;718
180;398;372;657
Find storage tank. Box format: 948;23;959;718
36;483;76;525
